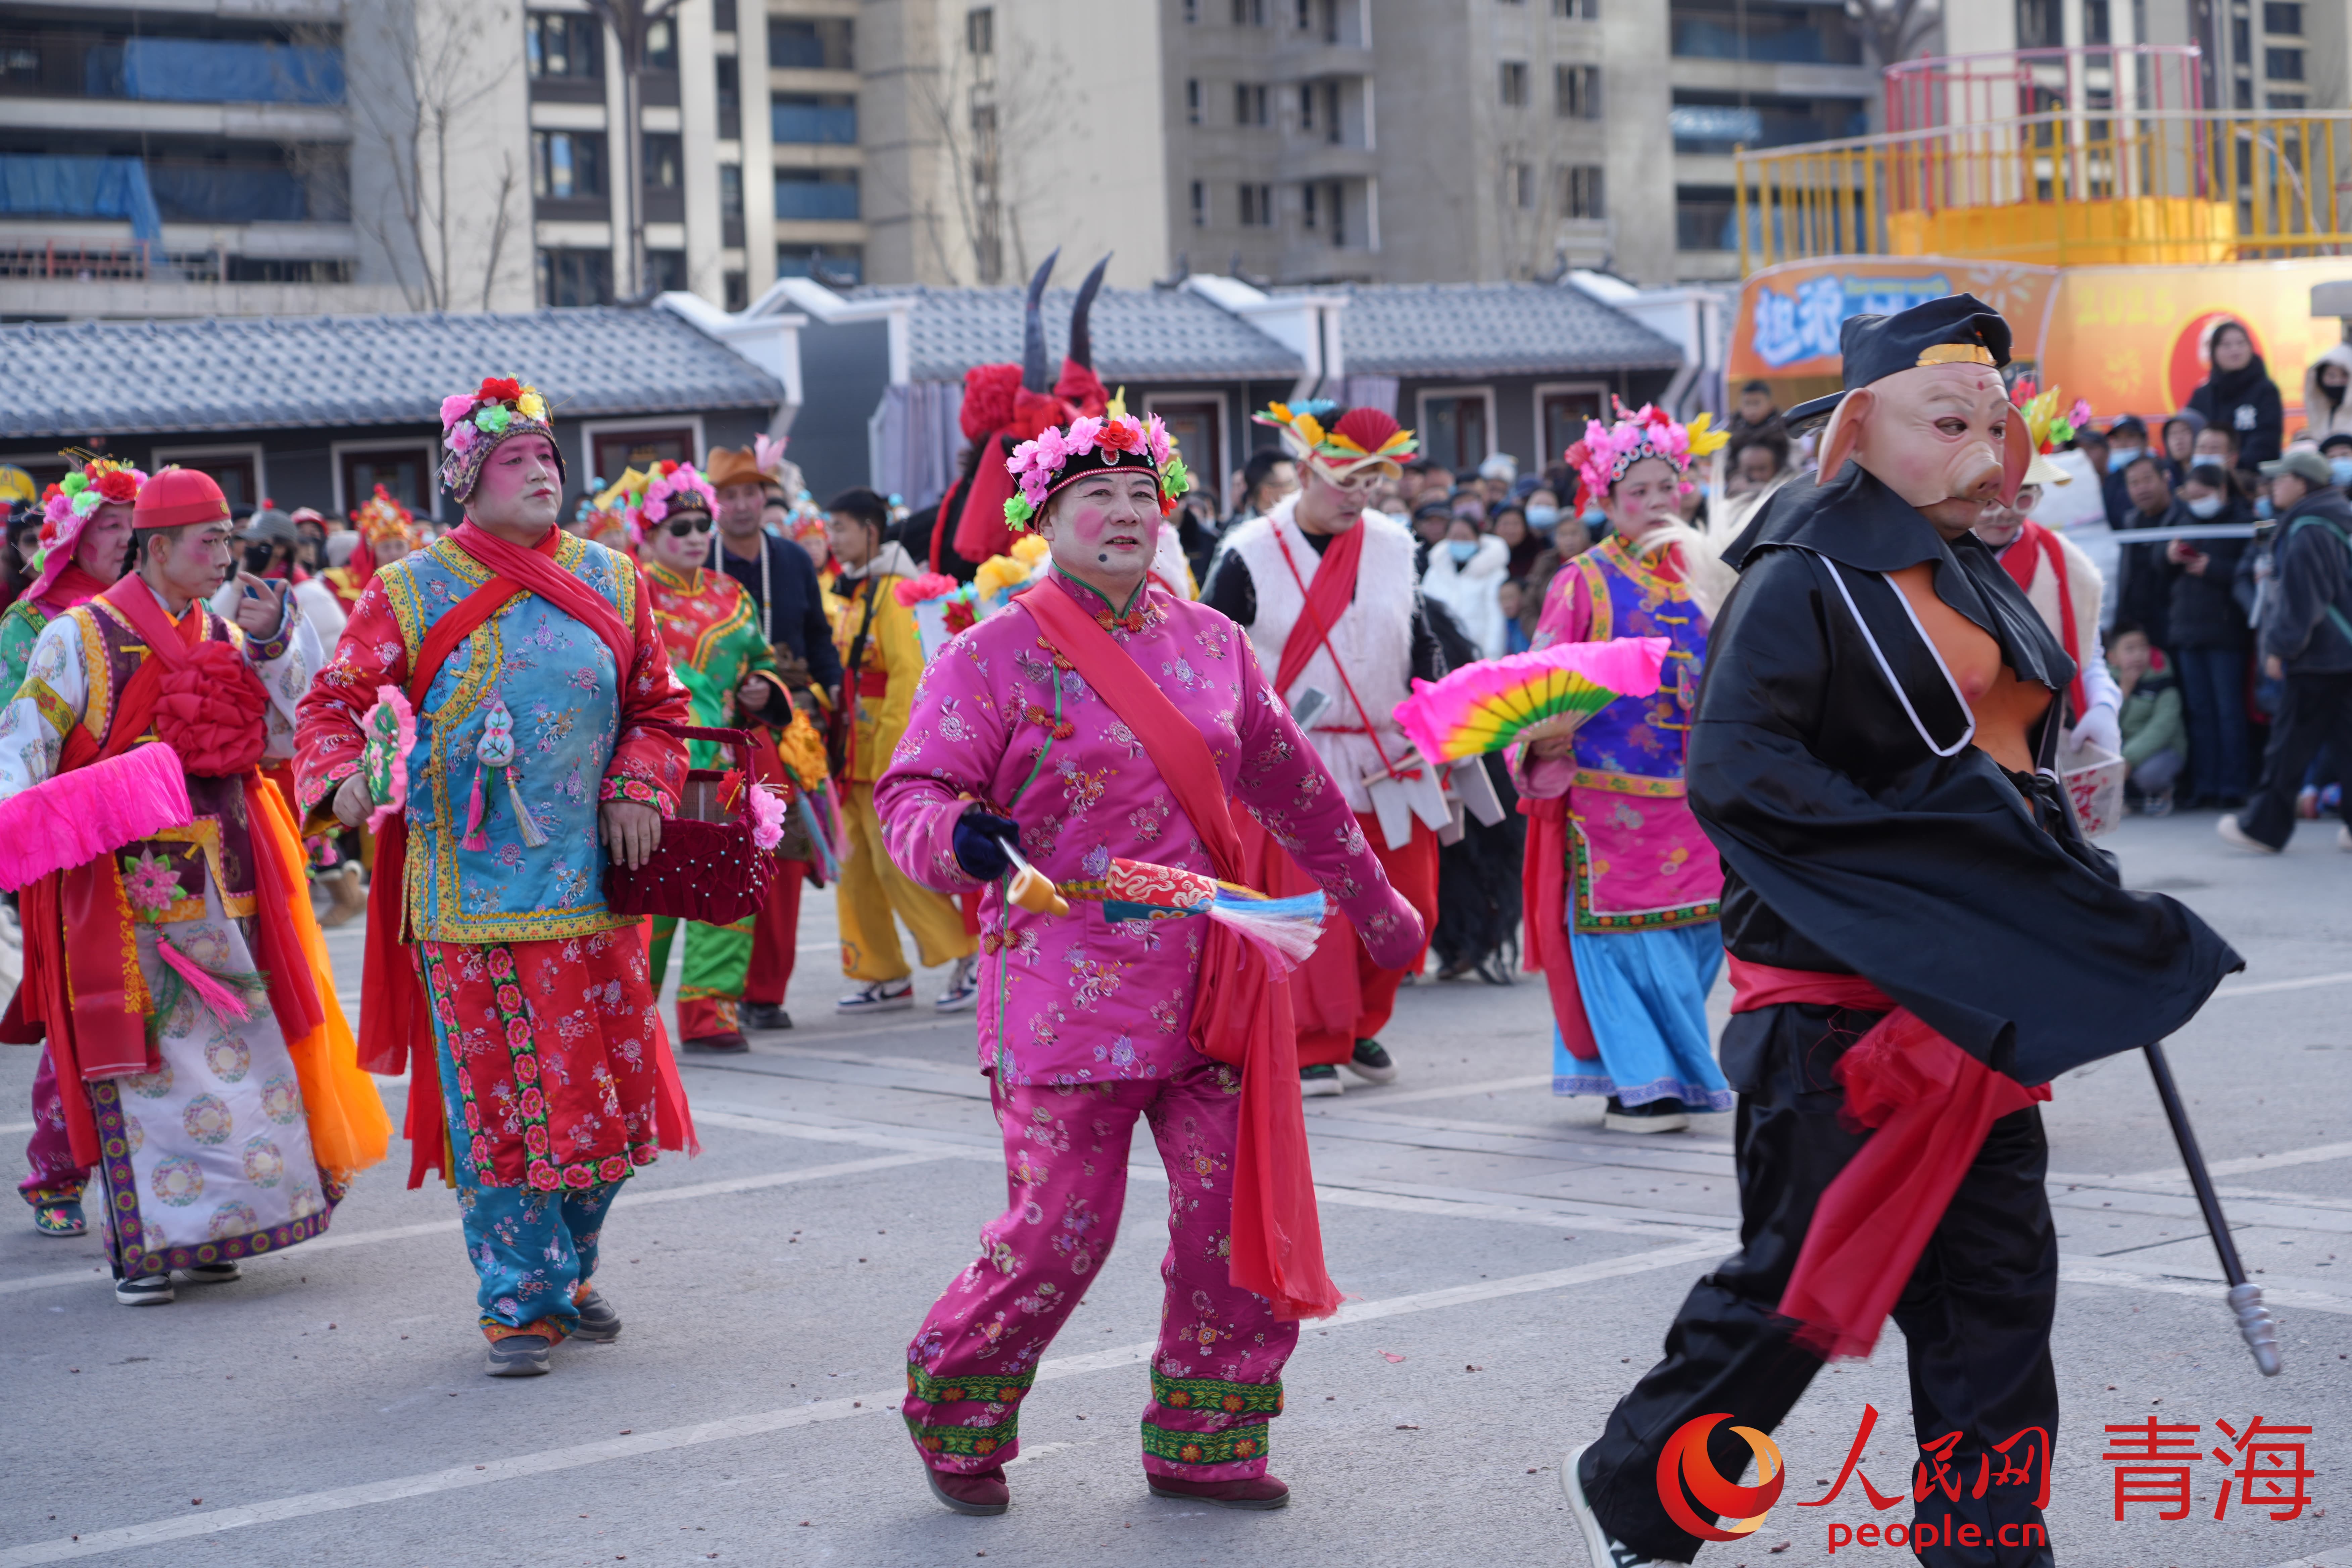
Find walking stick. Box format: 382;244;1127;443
2142;1042;2282;1376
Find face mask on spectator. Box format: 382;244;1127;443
1446;539;1478;564
2255;496;2275;520
2108;446;2143;473
2185;494;2224;519
1581;505;1606;527
2330;458;2352;487
1526;503;1560;532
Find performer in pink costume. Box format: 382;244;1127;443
876;408;1420;1517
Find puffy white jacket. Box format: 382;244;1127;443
1419;533;1512;659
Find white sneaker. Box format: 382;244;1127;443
837;978;915;1013
2217;814;2282;853
2338;824;2351;852
114;1273;175;1306
934;955;980;1013
1300;1065;1345;1097
1562;1442;1668;1567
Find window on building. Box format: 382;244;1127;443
1231;0;1266;24
1510;162;1535;207
539;248;614;307
1674;185;1736;251
2083;0;2112;43
1669;1;1860;64
2266;90;2307;108
340;446;434;517
2264;3;2303;34
1187;79;1202;124
775;168;860;220
2235;75;2254;109
1539;389;1605;464
1552;0;1597;14
2014;0;2059;48
642;132;682;190
526;13;602;79
719;163;744;245
2265;47;2304;80
1500;60;1528;106
1560;163;1605;217
776;245;863;285
714;0;737;29
2233;13;2254;59
1303;182;1318;229
1671;89;1865;153
966;7;994;54
531;130;606;199
1299;81;1315;130
716;55;740;138
1184;0;1198;21
592;427;697;481
724;270;748;311
773;94;858;144
1556;62;1600;117
1190;180;1206;226
646;249;686;293
769;18;854;70
645;16;676;69
1238;182;1274;225
1420;394;1490;471
1235;83;1269;125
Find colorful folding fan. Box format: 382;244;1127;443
1392;636;1669;763
1058;857;1328;964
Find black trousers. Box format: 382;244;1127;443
1581;1003;2059;1567
2238;670;2352;848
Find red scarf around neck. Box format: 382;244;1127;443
1999;521;2090;718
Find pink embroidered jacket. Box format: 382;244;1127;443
875;572;1411;1085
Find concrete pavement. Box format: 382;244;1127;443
1;811;2346;1567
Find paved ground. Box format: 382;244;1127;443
1;811;2347;1568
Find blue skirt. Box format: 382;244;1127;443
1552;923;1732;1111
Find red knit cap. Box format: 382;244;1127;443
133;467;231;531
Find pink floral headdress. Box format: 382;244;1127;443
30;452;147;602
1562;400;1729;514
437;375;564;500
1002;409;1188;532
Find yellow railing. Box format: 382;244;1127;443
1735;110;2352;273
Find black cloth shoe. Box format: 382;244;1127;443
741;1002;792;1032
1299;1064;1344;1097
1344;1039;1399;1085
570;1288;621;1343
682;1031;749;1054
485;1332;554;1377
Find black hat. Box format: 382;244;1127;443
1784;293;2012;434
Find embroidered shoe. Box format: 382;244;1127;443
838;978;916;1013
176;1261;241;1285
32;1200;85;1237
1300;1064;1344;1098
114;1273;175;1306
1344;1039;1399;1085
485;1332;554;1377
1603;1096;1689;1135
934;955;981;1013
570;1288;622;1343
1562;1443;1668;1567
924;1463;1010;1516
741;1002;793;1032
1146;1472;1290;1509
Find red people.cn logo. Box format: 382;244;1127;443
1657;1414;1788;1541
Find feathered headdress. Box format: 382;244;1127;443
352;484;419;551
1254;401;1418;482
1561;400;1729;516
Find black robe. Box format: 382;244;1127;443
1697;464;2241;1085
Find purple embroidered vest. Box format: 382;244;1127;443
1567;537;1709;791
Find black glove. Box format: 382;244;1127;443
952;810;1019;880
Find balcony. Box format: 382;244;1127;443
776;172;858;221
1276;143;1378;182
2;33;343;104
1267;40;1374;85
772;99;856;146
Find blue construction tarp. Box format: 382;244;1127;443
0;155;165;242
90;39;344;105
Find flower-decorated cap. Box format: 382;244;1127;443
598;461;718;535
29;450;147;601
1253;401;1418;483
1563;400;1729;515
437;375;563;501
2008;378;2092;488
352;483;420;550
1002;400;1189;532
133;466;231;532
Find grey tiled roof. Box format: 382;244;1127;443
0;308;784;439
1317;283;1684;378
854;284;1307;384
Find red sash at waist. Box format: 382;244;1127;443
1724;955;2048;1361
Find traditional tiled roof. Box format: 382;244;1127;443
0;308;784;439
1312;282;1685;378
853;284;1309;384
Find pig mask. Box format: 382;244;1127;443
1816;362;2033;536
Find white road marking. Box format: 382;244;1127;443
2060;1262;2352;1317
1325;1073;1553;1107
2212;970;2352;1000
0;1120;34;1135
0;1244;1724;1566
2085;1138;2352;1188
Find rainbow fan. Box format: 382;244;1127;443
1392;636;1669;763
1056;857;1328;964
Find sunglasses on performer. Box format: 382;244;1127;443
666;514;715;536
